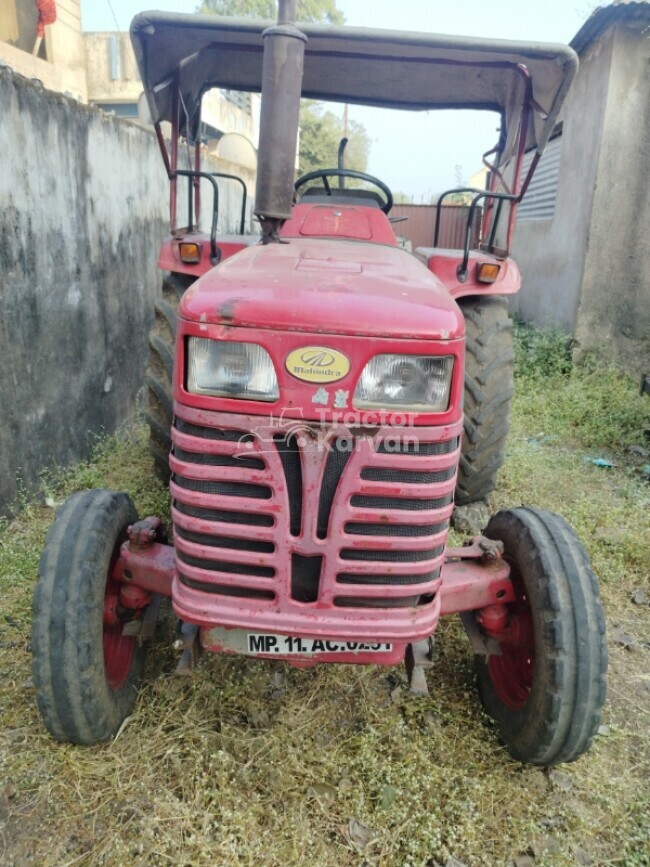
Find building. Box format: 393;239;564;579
0;2;260;159
511;1;650;373
83;31;261;153
0;0;87;101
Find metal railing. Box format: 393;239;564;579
434;187;518;281
173;170;248;264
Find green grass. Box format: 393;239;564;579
512;318;649;455
1;327;649;866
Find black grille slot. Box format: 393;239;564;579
340;546;443;562
360;466;455;484
274;434;303;536
291;554;322;603
173;446;264;471
337;568;440;585
350;493;453;511
175;526;274;554
344;521;446;537
334;595;420;608
177;550;274;578
173;475;272;500
174;502;274;527
179;573;274;600
375;438;458;456
175;418;253;443
317;442;353;539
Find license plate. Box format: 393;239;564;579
247;633;393;655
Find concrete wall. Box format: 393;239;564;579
573;24;650;371
510;30;615;331
85;32;142;105
510;22;650;374
0;67;168;514
0;68;257;515
0;68;258;516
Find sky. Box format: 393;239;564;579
81;0;597;196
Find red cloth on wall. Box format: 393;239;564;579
36;0;57;38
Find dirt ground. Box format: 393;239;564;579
1;404;649;865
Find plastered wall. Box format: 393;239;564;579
510;24;650;374
0;69;254;514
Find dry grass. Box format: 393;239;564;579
1;333;650;867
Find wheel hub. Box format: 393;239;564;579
478;595;535;711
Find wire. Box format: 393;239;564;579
106;0;121;32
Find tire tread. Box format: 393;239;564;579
476;507;607;765
456;296;514;505
32;489;144;744
145;273;194;484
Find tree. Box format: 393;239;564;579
198;0;344;25
298;102;371;177
199;0;372;177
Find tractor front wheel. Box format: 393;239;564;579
474;507;607;765
146;273;194;483
32;489;146;744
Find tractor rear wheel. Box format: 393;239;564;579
474;507;607;765
146;273;194;483
32;489;146;744
455;296;514;506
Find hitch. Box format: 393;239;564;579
174;622;201;676
405;637;435;696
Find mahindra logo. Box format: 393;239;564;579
286;346;350;383
300;350;336;368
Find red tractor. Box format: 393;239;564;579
32;2;606;765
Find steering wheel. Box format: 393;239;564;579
294;168;394;214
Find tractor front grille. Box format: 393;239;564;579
170;406;461;634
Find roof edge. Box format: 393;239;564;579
571;1;650;54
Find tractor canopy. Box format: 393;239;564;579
131;11;578;168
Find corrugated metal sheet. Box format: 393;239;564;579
391;204;480;250
571;2;650;54
391;205;435;249
517;135;562;221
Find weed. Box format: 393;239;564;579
513;319;649;454
512;317;573;379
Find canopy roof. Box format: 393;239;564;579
130;11;578;159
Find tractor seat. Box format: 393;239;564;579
297;187;382;208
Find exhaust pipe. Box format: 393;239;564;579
254;0;307;243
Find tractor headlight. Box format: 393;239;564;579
354;354;454;412
187;338;279;401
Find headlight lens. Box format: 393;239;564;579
354;354;453;411
187;338;279;401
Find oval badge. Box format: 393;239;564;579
285;346;351;383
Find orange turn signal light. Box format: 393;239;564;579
477;262;501;283
179;242;202;264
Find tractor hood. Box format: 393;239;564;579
179;238;464;341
